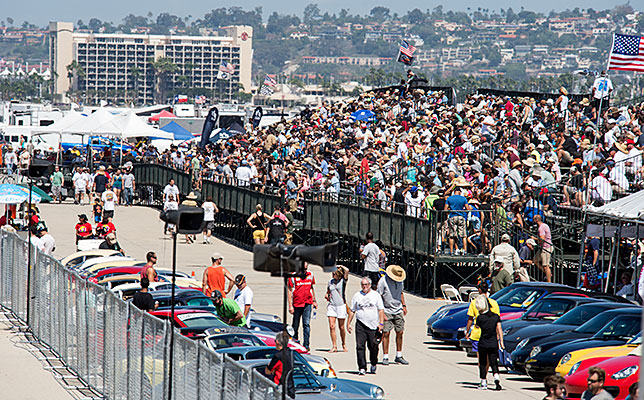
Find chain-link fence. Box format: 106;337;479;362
0;230;282;400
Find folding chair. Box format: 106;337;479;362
440;284;463;303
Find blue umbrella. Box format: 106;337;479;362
0;184;41;204
350;109;375;122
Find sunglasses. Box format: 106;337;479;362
587;379;600;383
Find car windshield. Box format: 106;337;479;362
186;297;214;306
555;305;608;326
495;287;544;307
208;335;264;350
292;364;324;390
523;299;573;320
592;315;641;339
178;313;225;328
246;349;309;366
627;333;642;344
575;312;620;334
489;285;513;300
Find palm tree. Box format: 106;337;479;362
149;57;178;103
66;61;85;102
129;66;141;105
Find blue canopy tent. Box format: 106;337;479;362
350;109;376;122
159;121;195;141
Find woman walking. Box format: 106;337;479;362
474;295;503;391
325;265;349;352
247;204;270;244
112;169;123;205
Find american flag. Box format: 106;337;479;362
399;40;417;57
264;75;277;88
608;33;644;72
216;61;235;79
195;95;206;104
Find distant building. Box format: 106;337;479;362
49;22;253;104
301;56;392;66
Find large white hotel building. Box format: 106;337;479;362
49;22;253;104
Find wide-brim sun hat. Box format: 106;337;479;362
386;265;406;282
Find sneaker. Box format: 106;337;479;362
358;369;366;376
494;379;502;391
478;382;487;390
394;356;409;365
370;365;377;374
382;358;389;366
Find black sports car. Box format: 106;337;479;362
510;306;639;373
523;310;642;381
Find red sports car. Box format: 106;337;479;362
564;347;640;399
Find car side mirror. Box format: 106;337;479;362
321;369;330;377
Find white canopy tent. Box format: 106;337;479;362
589;190;644;220
92;110;172;139
31;111;88;163
63;108;117;134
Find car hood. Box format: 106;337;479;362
427;303;468;325
318;376;381;398
504;318;552;333
432;304;525;331
533;338;632;362
508;324;576;345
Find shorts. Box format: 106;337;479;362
253;230;266;240
103;210;114;219
535;249;552;267
204;221;215;231
326;303;347;319
75;187;86;194
383;312;405;332
448;216;466;238
51;185;61;197
566;185;578;195
472;340;479;353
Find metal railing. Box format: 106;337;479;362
0;231;282;400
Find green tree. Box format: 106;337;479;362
149;57;178;103
370;7;391;22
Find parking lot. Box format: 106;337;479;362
38;203;544;399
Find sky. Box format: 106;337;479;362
4;0;642;27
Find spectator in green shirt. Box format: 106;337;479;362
211;290;246;327
50;166;64;203
491;257;513;293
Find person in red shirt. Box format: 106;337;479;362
287;262;317;351
95;217;116;238
75;214;93;244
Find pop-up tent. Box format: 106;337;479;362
148;110;176;122
160;121;194;141
588;190;644;221
63;108;117;134
92;110;172;139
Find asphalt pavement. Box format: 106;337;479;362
35;202;544;399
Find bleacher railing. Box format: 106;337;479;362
0;231;281;400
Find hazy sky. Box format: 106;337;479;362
4;0;642;27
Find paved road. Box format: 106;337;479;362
38;203;544;399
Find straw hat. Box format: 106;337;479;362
452;176;471;187
385;265;406;282
186;192;198;200
615;143;628;154
580;98;590;106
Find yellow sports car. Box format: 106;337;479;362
555;334;641;376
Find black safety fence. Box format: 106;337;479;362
134;164;578;298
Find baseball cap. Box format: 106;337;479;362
211;252;224;261
494;257;505;264
501;233;511;242
210;290;223;300
234;274;246;285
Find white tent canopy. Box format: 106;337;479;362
92;110;172;139
63;108;117;134
589;189;644;220
34;110;87;135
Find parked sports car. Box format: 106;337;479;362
239;359;384;399
556;334;641;377
564;346;640;400
60;249;121;267
511;306;639;373
505;302;633;353
430;282;598;344
523;311;641;381
150;309;228;338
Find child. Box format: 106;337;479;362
93;197;103;224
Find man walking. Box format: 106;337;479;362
50;165;64;203
377;265;409;365
122;168;135;206
534;215;553;282
202;252;234;297
140;252;159;282
581;367;614;400
489;233;520;277
287;262;317;352
201;196;218;244
446;186;471;255
233;274;253;327
348;277;385;375
361;232;380;289
491;257;513;293
101;183;116;220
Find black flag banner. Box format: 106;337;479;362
397;52;413;66
199;106;219;149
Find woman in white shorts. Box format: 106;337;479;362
325;265;349;352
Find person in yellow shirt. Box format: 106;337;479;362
464;282;500;352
